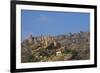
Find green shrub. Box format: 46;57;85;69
64;48;78;59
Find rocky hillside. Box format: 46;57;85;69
21;31;90;63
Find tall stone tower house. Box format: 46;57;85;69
41;35;54;48
28;34;33;44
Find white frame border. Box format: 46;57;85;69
16;4;94;69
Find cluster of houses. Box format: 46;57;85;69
21;31;90;62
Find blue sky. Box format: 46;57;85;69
21;10;90;40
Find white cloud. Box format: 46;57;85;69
37;14;48;23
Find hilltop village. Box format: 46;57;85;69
21;31;90;63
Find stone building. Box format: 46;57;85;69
28;34;34;44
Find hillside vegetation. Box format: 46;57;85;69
21;31;90;63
